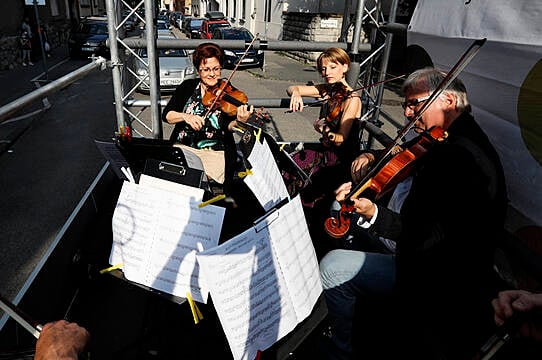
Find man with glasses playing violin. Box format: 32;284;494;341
162;42;253;194
319;67;509;359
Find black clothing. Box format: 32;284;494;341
371;112;508;358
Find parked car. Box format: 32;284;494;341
156;19;171;36
133;35;197;93
185;18;204;39
68;17;110;59
180;15;193;34
199;17;230;39
169;11;183;28
211;27;264;69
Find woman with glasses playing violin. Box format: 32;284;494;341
162;42;252;193
319;68;509;360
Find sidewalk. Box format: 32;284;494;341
247;51;320;84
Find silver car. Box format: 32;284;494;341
134;42;197;93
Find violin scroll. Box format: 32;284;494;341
324;204;355;238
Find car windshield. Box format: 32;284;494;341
81;22;108;35
209;23;230;32
222;30;253;41
191;19;203;28
140;48;188;58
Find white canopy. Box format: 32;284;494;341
408;0;542;229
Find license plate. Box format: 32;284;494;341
241;58;254;63
81;47;95;51
160;79;182;86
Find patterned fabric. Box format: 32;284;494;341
175;83;225;150
282;147;339;200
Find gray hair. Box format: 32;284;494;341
401;67;471;113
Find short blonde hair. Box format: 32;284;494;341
317;47;350;72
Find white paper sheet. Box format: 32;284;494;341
244;138;289;211
196;196;322;360
110;180;225;303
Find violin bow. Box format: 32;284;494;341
346;37;487;200
202;34;260;120
285;73;407;113
0;292;43;339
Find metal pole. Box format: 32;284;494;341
144;0;162;139
105;0;125;131
338;0;351;43
345;0;365;87
0;58;106;123
371;0;399;124
32;0;49;80
122;38;372;52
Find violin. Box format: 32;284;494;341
201;34;259;118
325;82;351;123
202;79;248;116
324;127;448;238
202;78;271;128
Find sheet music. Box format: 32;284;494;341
196;196;322;360
244;138;289;211
110;180;225;303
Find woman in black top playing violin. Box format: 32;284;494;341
162;43;252;190
287;47;362;164
285;48;362;254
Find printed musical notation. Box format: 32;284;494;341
243;138;290;211
110;179;225;303
196;196;322;360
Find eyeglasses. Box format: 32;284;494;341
198;67;221;74
401;95;430;110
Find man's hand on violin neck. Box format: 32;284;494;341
351;153;374;184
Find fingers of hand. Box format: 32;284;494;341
189;115;203;130
290;96;303;112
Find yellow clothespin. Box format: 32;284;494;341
279;143;286;152
99;263;123;275
232;125;245;134
186;292;204;324
237;168;254;178
254;128;262;142
198;194;226;208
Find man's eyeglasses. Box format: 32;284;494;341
401;95;430;110
198;67;221;74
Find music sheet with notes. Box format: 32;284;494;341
243;138;290;211
110;179;225;303
196;196;323;360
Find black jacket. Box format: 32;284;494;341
372;112;508;358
